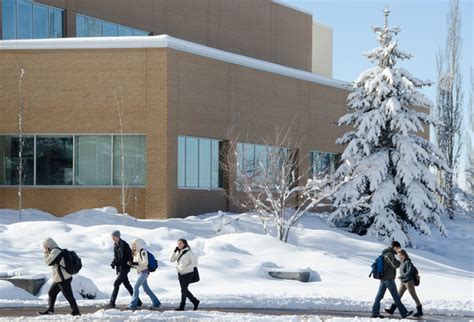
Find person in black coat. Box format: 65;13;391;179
105;230;142;308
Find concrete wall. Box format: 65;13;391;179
312;21;333;78
14;0;315;71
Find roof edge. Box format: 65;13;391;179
0;35;350;90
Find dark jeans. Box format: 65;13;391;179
47;277;80;314
372;279;408;316
178;272;198;308
110;270;137;305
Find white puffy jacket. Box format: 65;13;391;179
130;238;149;273
170;247;198;275
43;238;72;283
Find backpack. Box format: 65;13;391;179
413;264;420;286
60;249;82;275
147;251;158;272
369;255;385;279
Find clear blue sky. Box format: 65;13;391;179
283;0;473;186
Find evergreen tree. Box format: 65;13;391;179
330;8;448;245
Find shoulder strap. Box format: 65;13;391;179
384;254;397;269
177;250;189;263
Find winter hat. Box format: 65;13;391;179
111;230;121;238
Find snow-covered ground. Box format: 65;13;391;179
0;207;472;318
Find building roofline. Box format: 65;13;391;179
0;35;350;90
271;0;313;16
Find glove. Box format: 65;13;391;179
174;247;180;253
111;263;116;269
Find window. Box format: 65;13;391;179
36;136;73;185
75;136;112;185
113;135;146;186
236;143;289;177
178;136;222;189
1;0;63;39
0;136;34;185
76;14;149;38
309;151;341;177
0;134;146;186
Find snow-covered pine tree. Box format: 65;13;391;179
329;8;449;245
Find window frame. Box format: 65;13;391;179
75;13;149;38
0;133;146;189
309;150;341;177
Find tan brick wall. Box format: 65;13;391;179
0;187;147;218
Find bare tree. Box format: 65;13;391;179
465;68;474;197
16;59;26;221
221;125;343;243
114;89;128;223
435;0;464;219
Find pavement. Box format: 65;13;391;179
0;306;472;321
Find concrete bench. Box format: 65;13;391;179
0;276;46;295
268;271;310;282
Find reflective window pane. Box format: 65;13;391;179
48;8;63;38
185;137;198;187
118;26;133;36
0;136;34;185
36;137;73;185
76;14;88;37
113;135;146;186
75;136;112;185
178;136;186;187
2;0;16;39
17;0;33;39
309;151;341;177
211;140;220;188
103;22;118;36
198;139;211;188
33;4;47;38
133;30;148;36
87;17;102;37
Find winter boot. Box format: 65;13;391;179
104;303;116;309
193;299;200;311
401;310;413;318
38;309;54;315
413;305;423;317
384;304;396;315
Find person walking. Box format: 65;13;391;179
38;238;80;316
371;241;413;319
170;238;200;311
385;249;423;317
105;230;142;309
127;238;161;310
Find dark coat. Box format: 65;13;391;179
399;259;416;283
112;239;133;273
381;247;400;281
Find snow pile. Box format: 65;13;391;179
0;207;472;317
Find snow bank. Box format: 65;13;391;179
0;207;472;317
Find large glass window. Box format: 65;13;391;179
113;135;146;186
76;14;149;38
309;151;341;177
75;136;112;185
236;143;289;177
178;136;222;189
36;136;73;185
0;136;34;185
0;135;146;186
2;0;63;39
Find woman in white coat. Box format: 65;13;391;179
170;238;200;311
127;238;161;310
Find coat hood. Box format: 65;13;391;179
132;238;146;251
43;238;58;249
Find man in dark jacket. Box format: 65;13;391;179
371;241;413;319
105;231;142;308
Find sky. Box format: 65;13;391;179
283;0;473;188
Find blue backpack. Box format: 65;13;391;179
147;251;158;272
369;255;385;279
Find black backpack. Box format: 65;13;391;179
413;264;420;286
60;249;82;275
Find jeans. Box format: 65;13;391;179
178;272;198;308
110;270;141;305
47;277;80;314
372;279;408;316
129;271;161;308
